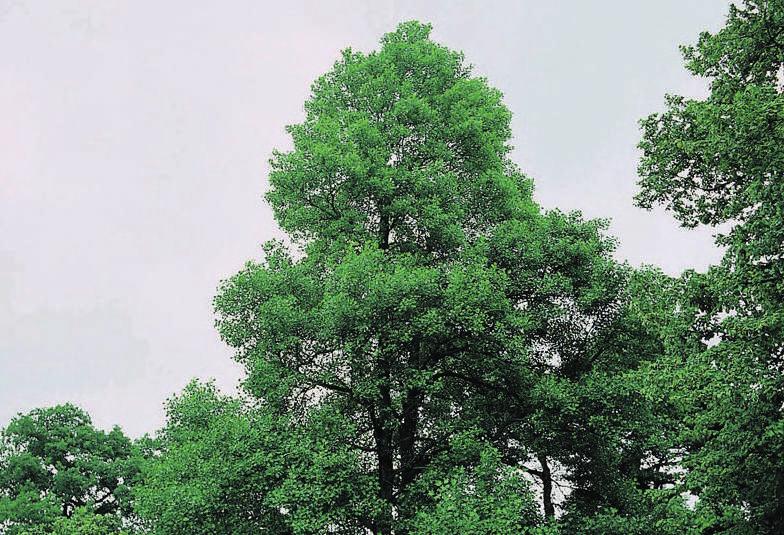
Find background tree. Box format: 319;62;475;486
134;380;379;534
0;404;140;534
636;0;784;531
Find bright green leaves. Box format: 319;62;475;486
48;507;128;535
637;85;784;230
443;258;509;337
210;18;690;534
407;445;540;534
682;0;784;91
215;239;515;407
134;381;287;534
6;10;775;533
267;20;530;255
636;1;784;309
213;201;665;530
134;381;379;534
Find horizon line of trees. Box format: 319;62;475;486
3;1;783;533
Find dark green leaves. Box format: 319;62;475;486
0;405;139;534
636;1;784;531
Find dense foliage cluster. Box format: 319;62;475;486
0;405;140;534
2;3;782;533
635;1;784;531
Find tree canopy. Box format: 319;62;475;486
211;20;681;534
0;404;140;534
636;1;784;532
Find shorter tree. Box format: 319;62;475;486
134;380;380;534
0;404;140;534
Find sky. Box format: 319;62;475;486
0;0;729;437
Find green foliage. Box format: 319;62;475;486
17;508;129;535
48;507;128;535
133;381;379;534
0;404;139;534
407;445;539;534
214;19;680;534
11;8;783;534
561;486;743;535
636;1;784;532
266;20;533;254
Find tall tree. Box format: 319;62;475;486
636;1;784;531
215;20;675;532
216;21;541;533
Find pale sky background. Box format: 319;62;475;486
1;1;729;437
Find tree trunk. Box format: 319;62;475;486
376;436;394;535
379;212;390;250
539;453;555;519
373;371;395;535
399;387;420;489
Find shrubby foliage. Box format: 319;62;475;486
134;381;379;534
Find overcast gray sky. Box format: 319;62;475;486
1;0;728;437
